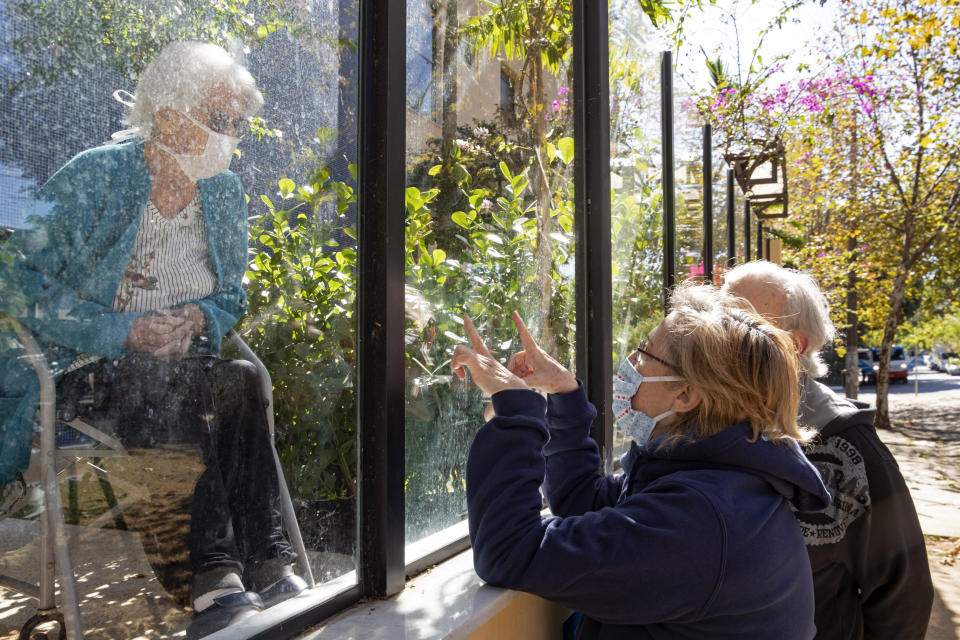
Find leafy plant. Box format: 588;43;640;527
242;165;358;500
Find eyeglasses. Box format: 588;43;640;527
207;110;249;137
635;339;680;372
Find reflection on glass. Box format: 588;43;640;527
0;3;357;638
609;0;665;459
711;155;732;276
675;118;704;282
404;0;576;550
735;188;747;264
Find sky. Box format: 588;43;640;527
669;0;842;94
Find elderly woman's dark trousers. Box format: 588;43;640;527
57;353;295;584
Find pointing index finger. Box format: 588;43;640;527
463;316;492;358
511;311;537;352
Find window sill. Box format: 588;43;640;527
302;549;522;639
206;570;359;640
207;519;562;639
203;520;477;640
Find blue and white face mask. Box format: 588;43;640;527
612;356;685;443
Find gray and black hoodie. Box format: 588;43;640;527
794;378;933;640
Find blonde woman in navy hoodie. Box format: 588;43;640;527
452;283;830;639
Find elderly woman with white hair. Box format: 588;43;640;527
451;283;831;639
0;41;302;636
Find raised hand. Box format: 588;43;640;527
506;311;578;394
451;316;529;397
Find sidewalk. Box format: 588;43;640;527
836;370;960;639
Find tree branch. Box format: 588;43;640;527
918;148;960;208
867;109;912;213
905;229;941;270
909;47;924;210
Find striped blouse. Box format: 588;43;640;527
64;196;216;373
112;196;217;313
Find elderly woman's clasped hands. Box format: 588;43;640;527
451;311;579;407
124;303;206;358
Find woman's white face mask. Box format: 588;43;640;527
612;355;684;443
156;111;240;182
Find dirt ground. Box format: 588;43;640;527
0;449;201;639
927;536;960;640
1;448;347;640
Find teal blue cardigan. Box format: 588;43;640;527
0;140;249;484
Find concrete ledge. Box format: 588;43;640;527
301;550;566;640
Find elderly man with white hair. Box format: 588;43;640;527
723;261;933;640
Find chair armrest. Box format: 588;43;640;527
3;314;57;470
226;329;276;439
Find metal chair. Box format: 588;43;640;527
0;319;314;640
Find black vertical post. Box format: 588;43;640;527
726;169;736;268
744;198;751;261
757;221;764;262
357;0;406;598
660;51;675;307
702;124;713;282
573;0;612;471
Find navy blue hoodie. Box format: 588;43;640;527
467;384;831;639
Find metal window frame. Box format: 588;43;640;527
702;124;713;282
744;198;752;261
757;221;764;262
660;51;676;308
726;169;736;268
251;0;615;633
573;0;613;470
356;0;407;600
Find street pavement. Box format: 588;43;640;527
832;368;960;639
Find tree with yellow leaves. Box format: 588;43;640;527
699;0;960;427
829;0;960;428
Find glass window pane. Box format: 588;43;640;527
609;0;664;460
675;117;704;282
735;187;747;263
404;0;576;552
712;156;730;275
0;2;358;637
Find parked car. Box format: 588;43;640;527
931;352;944;371
945;354;960;376
857;346;912;384
934;351;958;373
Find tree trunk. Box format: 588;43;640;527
529;50;556;353
440;0;458;146
844;124;860;399
843;250;860;399
874;268;909;429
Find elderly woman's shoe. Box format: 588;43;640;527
259;574;307;608
186;591;263;638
